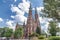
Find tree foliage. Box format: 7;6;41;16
43;0;60;21
14;27;24;39
48;21;59;36
1;27;13;37
36;27;41;35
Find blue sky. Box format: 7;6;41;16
0;0;60;33
0;0;50;32
0;0;43;26
0;0;43;19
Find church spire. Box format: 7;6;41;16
28;3;32;16
35;7;40;27
26;3;33;37
35;7;38;21
15;22;19;30
23;21;25;26
29;3;32;10
35;7;37;14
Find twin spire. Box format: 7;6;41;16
16;3;38;25
29;3;37;13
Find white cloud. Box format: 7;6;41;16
32;7;44;12
39;17;48;24
32;8;35;10
11;0;29;25
47;18;53;21
44;22;49;29
0;18;3;22
6;20;15;31
11;15;15;19
6;20;14;27
14;15;27;24
39;17;45;24
18;0;30;13
39;17;50;32
39;17;53;25
37;7;44;12
39;18;43;25
37;7;44;16
58;23;60;27
14;0;17;2
11;5;25;15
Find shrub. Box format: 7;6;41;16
49;36;60;40
38;35;45;39
29;33;39;37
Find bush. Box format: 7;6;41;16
38;35;45;39
29;33;39;37
49;36;60;40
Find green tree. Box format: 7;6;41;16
43;0;60;21
0;28;4;37
1;27;13;37
36;27;41;35
14;27;24;39
48;21;59;36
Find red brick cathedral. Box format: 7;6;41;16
23;4;41;38
15;4;41;38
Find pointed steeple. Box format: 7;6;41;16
15;22;19;30
26;3;33;37
28;3;32;16
35;7;40;28
35;7;38;21
35;7;37;14
29;3;32;10
23;21;25;26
